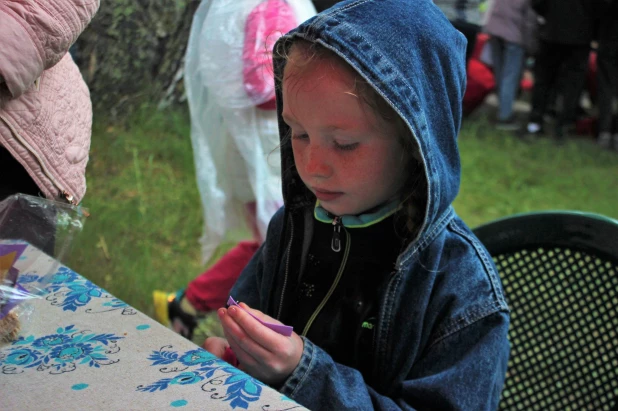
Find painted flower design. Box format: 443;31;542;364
102;298;128;309
16;264;133;315
32;334;72;349
180;349;213;366
46;280;104;312
50;342;94;364
15;274;39;285
0;325;123;375
3;348;40;366
137;347;266;409
170;371;204;385
46;267;80;291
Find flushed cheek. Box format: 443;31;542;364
340;149;387;182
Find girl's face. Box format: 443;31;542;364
282;48;408;217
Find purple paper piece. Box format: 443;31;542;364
1;244;28;319
6;267;19;287
0;243;28;261
227;296;293;337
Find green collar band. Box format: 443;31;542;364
314;199;400;228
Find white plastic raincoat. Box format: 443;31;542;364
185;0;316;262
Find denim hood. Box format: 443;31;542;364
273;0;467;242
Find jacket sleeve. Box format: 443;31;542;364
280;311;510;410
0;0;100;98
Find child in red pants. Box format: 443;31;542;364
153;0;316;340
154;240;259;339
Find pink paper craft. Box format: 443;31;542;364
227;296;293;337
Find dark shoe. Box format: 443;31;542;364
153;289;198;340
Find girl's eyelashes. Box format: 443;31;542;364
292;133;309;141
334;141;359;151
291;133;359;151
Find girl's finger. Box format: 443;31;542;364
203;336;229;358
222;326;260;368
220;307;273;360
238;302;280;324
227;305;284;351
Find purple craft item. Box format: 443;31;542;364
0;244;27;292
0;243;28;264
227;296;293;337
0;243;30;320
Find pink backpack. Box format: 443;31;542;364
243;0;297;110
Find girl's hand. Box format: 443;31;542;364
218;303;304;386
203;336;230;359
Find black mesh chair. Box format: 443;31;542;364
473;211;618;411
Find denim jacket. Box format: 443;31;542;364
231;0;510;409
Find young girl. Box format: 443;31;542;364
204;0;510;409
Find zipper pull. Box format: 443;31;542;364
62;191;77;206
331;216;342;252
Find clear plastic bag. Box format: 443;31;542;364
0;194;88;343
185;0;316;262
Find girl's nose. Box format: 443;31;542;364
304;144;332;178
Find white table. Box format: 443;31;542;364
0;241;306;410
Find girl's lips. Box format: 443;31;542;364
313;189;343;202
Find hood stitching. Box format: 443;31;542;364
397;206;455;269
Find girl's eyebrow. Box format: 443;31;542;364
282;113;349;132
282;113;333;130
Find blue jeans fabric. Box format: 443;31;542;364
489;37;525;121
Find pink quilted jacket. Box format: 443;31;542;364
0;0;99;204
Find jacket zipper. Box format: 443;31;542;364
331;216;342;252
0;114;77;205
276;216;294;320
301;228;351;337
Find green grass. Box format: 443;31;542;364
66;106;618;330
454;117;618;226
67;107;219;319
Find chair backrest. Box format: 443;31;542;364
473;211;618;411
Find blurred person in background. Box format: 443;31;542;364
524;0;596;141
434;0;484;64
0;0;99;252
483;0;538;130
0;0;98;204
596;0;618;151
154;0;316;340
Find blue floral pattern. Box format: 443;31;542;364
18;267;136;315
3;243;300;410
137;347;266;409
0;325;124;375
